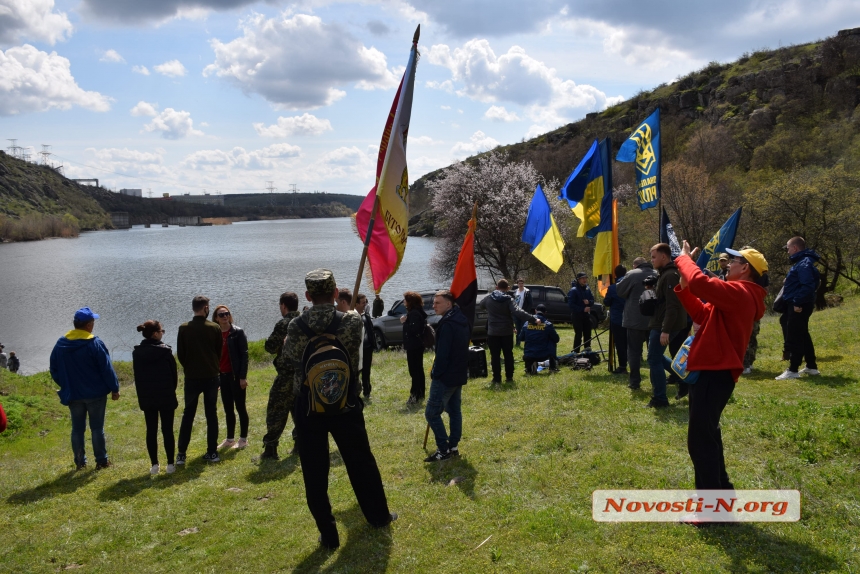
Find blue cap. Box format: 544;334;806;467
74;307;100;322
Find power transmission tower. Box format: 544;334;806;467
266;181;277;193
40;145;52;165
147;188;153;198
6;139;22;159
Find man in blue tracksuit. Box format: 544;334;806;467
518;304;560;373
776;236;821;380
567;272;594;353
50;307;120;470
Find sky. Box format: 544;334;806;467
1;0;858;197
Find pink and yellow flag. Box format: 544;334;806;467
355;27;419;292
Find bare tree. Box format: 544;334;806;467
430;152;547;282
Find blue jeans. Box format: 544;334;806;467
424;380;463;452
647;329;680;403
69;395;108;466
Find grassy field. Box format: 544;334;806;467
2;299;859;573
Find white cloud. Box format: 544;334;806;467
181;143;301;170
484;105;520;122
130;100;158;117
99;49;125;64
0;45;111;116
199;121;209;127
204;13;405;110
451;130;500;157
64;147;169;186
0;0;73;47
440;105;451;110
78;0;256;24
143;108;203;139
253;113;333;137
154;59;186;78
426;79;454;93
428;39;622;132
411;135;444;145
132;65;150;75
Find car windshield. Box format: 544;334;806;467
390;301;406;315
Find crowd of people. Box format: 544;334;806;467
24;233;823;544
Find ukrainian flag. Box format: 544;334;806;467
592;139;617;280
522;184;565;272
558;139;604;237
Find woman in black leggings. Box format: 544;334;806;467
132;320;178;474
213;305;250;450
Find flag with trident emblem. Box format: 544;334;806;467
616;108;660;210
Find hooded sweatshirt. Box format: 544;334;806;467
431;306;471;386
479;290;536;337
674;255;766;382
50;329;120;405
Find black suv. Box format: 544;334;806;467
510;285;570;324
371;289;489;349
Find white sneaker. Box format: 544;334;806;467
800;367;820;375
775;370;801;380
233;438;248;450
150;464;159;475
218;438;236;449
166;464;176;474
742;367;752;375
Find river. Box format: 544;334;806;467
0;218;446;374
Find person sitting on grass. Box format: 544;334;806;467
518;304;560;374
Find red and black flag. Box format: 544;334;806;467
450;207;478;331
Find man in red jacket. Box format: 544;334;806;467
674;241;768;492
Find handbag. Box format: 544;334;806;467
772;286;787;313
670;335;699;384
421;323;436;349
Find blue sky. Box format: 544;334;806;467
1;0;857;197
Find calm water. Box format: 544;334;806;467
0;219;446;374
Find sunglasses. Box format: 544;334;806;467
217;312;231;318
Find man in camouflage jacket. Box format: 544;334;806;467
284;269;394;550
260;292;301;460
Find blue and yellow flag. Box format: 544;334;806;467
558;139;604;237
522;184;565;272
592;138;617;282
696;207;743;272
616;108;660;210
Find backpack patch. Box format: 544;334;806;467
296;313;355;416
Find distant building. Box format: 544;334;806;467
170;193;224;206
118;188;142;197
110;212;131;229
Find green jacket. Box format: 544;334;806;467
649;261;688;333
177;316;222;380
268;310;300;376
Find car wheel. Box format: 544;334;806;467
374;329;387;350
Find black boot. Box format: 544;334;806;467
260;444;279;460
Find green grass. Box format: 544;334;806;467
2;299;859;573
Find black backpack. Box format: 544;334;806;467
295;312;355;416
639;288;659;317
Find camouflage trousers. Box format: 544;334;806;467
744;320;760;369
262;374;297;447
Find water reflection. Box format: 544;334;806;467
0;219;445;373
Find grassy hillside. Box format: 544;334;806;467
2;299;858;572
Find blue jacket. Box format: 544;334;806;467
431;306;470;387
783;249;821;306
50;330;120;405
517;313;560;359
567;283;594;314
603;280;626;326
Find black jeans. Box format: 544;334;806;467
688;370;735;490
610;323;628;369
220;372;249;438
571;312;592;352
406;347;425;399
177;376;220;455
781;304;817;372
295;399;391;545
361;345;374;397
487;334;514;381
626;328;649;386
143;408;175;465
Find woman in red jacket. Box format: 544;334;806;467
674;241;768;494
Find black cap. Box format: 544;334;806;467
535;304;547;313
576;272;587;279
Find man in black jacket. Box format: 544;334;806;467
567;272;594;353
176;295;222;464
424;290;470;462
617;257;658;390
478;279;538;385
355;293;375;399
